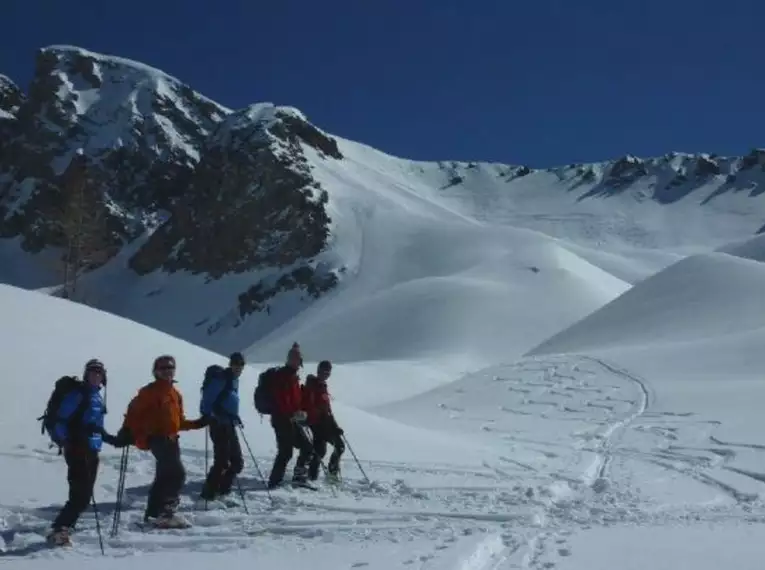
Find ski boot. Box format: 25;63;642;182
46;527;72;547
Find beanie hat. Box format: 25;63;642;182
229;352;245;366
287;342;303;368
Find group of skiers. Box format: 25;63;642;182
39;342;345;547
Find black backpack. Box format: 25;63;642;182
254;367;279;415
38;376;88;447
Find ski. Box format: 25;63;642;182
291;481;319;491
134;515;192;531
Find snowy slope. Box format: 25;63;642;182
5;229;765;569
527;252;765;354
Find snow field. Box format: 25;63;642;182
3;119;765;567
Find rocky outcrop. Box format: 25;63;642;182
0;45;228;253
0;75;24;162
129;104;339;282
0;75;24;118
604;155;648;188
0;46;346;347
740;148;765;171
695;155;722;177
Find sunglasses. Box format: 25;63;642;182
157;365;176;371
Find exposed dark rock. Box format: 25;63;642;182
605;155;648;188
128;104;338;296
740;148;765;171
695;156;721;177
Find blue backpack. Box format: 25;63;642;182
200;365;233;417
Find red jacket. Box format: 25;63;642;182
302;375;333;426
272;366;303;417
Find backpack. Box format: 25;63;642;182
254;367;279;415
37;376;88;446
200;365;230;416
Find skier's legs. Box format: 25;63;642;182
292;424;313;482
52;447;99;530
201;421;231;499
328;432;346;475
147;437;186;518
308;426;327;480
268;418;294;487
219;425;244;495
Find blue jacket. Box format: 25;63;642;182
200;368;239;422
53;385;105;452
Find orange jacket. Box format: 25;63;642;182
123;379;199;450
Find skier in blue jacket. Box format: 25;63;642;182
199;352;245;502
48;359;124;546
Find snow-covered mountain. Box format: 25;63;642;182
3;45;765;569
2;45;765;357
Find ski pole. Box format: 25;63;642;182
204;428;209;511
342;434;370;484
237;425;274;504
110;446;129;537
235;476;249;514
81;451;105;554
91;495;105;556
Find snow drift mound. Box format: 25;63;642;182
247;202;630;365
717;232;765;263
527;252;765;356
0;283;230;438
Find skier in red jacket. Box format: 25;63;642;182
302;360;345;481
266;343;313;488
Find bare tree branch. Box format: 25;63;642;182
52;151;113;302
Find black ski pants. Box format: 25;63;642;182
201;419;244;499
308;423;345;479
145;436;185;519
52;445;99;530
268;416;312;487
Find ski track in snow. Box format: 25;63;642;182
2;354;764;567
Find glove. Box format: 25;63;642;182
197;416;211;428
337;427;344;436
102;432;117;446
102;429;129;448
232;415;243;427
292;411;307;423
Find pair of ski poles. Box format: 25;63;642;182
110;422;369;537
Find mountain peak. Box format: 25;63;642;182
0;74;24;120
38;45;228;109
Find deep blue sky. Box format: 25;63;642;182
2;0;763;167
